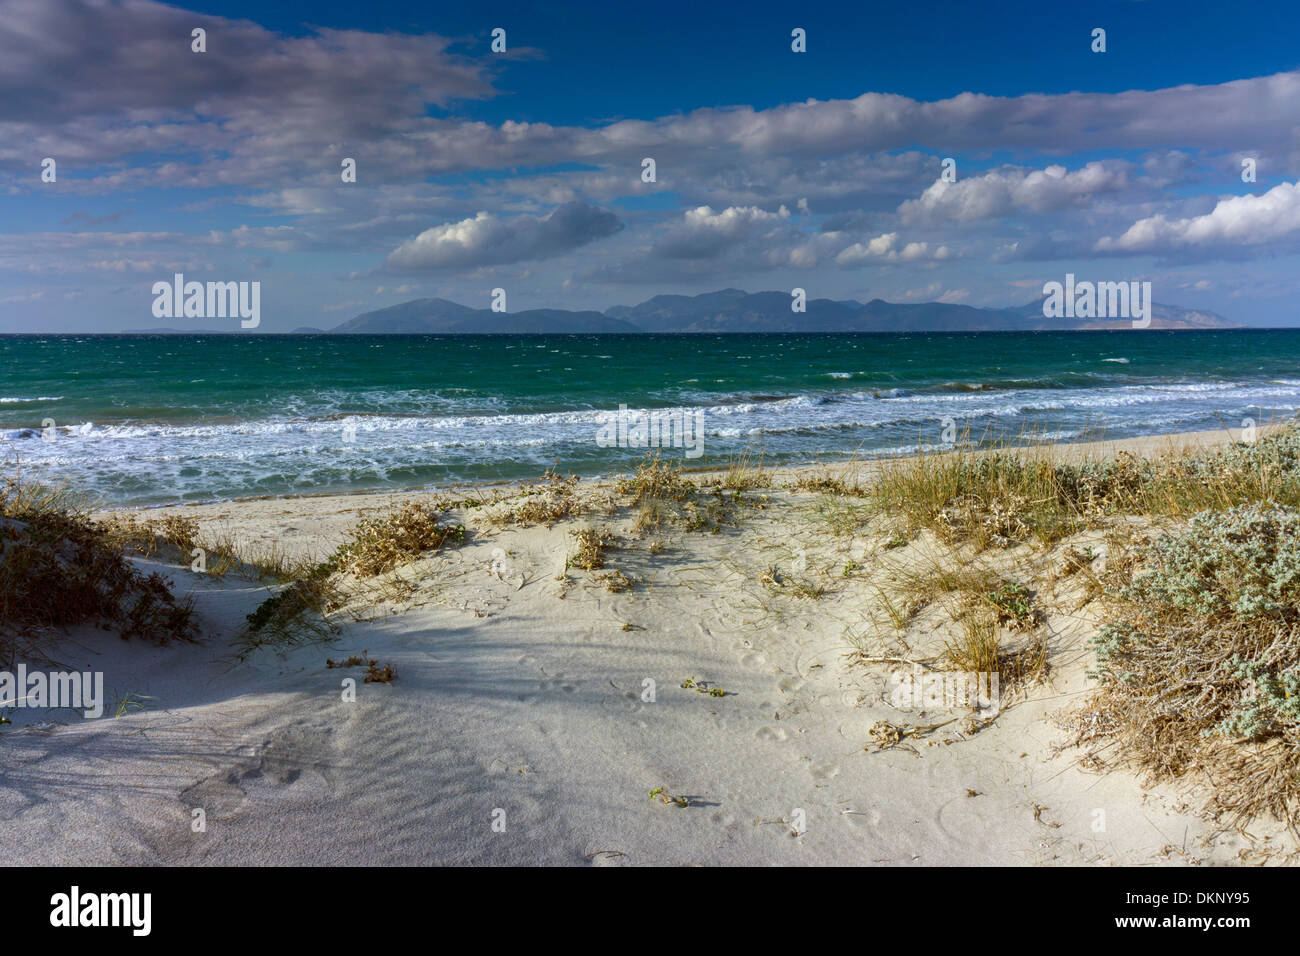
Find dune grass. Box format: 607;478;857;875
719;445;772;491
236;500;466;654
329;501;466;578
487;469;588;527
568;525;615;571
0;471;195;658
869;421;1300;548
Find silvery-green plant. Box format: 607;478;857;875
1124;504;1300;620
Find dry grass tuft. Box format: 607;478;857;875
488;469;587;527
719;446;772;491
941;583;1047;687
789;466;868;497
616;453;746;535
236;501;463;655
807;494;871;536
872;549;1047;694
568;525;615;571
871;420;1300;549
1;472;195;655
597;568;635;592
331;501;465;577
616;452;696;504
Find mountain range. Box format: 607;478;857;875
326;289;1239;333
123;288;1240;334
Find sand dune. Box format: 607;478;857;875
1;430;1292;865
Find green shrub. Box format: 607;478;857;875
1074;502;1300;827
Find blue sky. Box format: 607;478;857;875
3;0;1300;330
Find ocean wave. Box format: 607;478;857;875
11;372;1300;506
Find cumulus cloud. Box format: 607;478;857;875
835;233;949;265
590;206;955;284
650;205;793;260
899;162;1129;224
386;201;623;270
585;203;841;282
1096;181;1300;252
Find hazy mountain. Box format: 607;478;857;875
331;297;637;333
317;290;1241;333
606;288;866;332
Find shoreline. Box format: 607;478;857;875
93;425;1249;519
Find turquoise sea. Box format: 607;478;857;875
2;330;1299;506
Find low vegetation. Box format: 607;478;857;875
568;525;615;571
1068;503;1300;828
618;452;763;535
871;422;1300;548
616;452;697;505
15;416;1300;838
329;501;465;578
238;500;466;653
788;467;868;497
488;469;588;527
0;472;195;657
719;447;772;491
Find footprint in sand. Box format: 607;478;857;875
179;747;309;821
180;774;248;820
756;725;789;743
598;691;644;715
839;806;883;829
809;762;840;782
537;674;579;694
935;795;994;847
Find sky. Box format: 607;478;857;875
2;0;1300;332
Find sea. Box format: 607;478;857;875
2;330;1299;507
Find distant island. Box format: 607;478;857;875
123;288;1241;334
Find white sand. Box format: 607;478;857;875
1;429;1292;865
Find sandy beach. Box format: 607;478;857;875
1;427;1292;866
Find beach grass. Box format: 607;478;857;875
870;419;1300;548
0;470;195;658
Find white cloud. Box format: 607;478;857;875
387;202;623;270
835;232;946;265
1096;181;1300;252
650;205;791;260
899;162;1129;224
